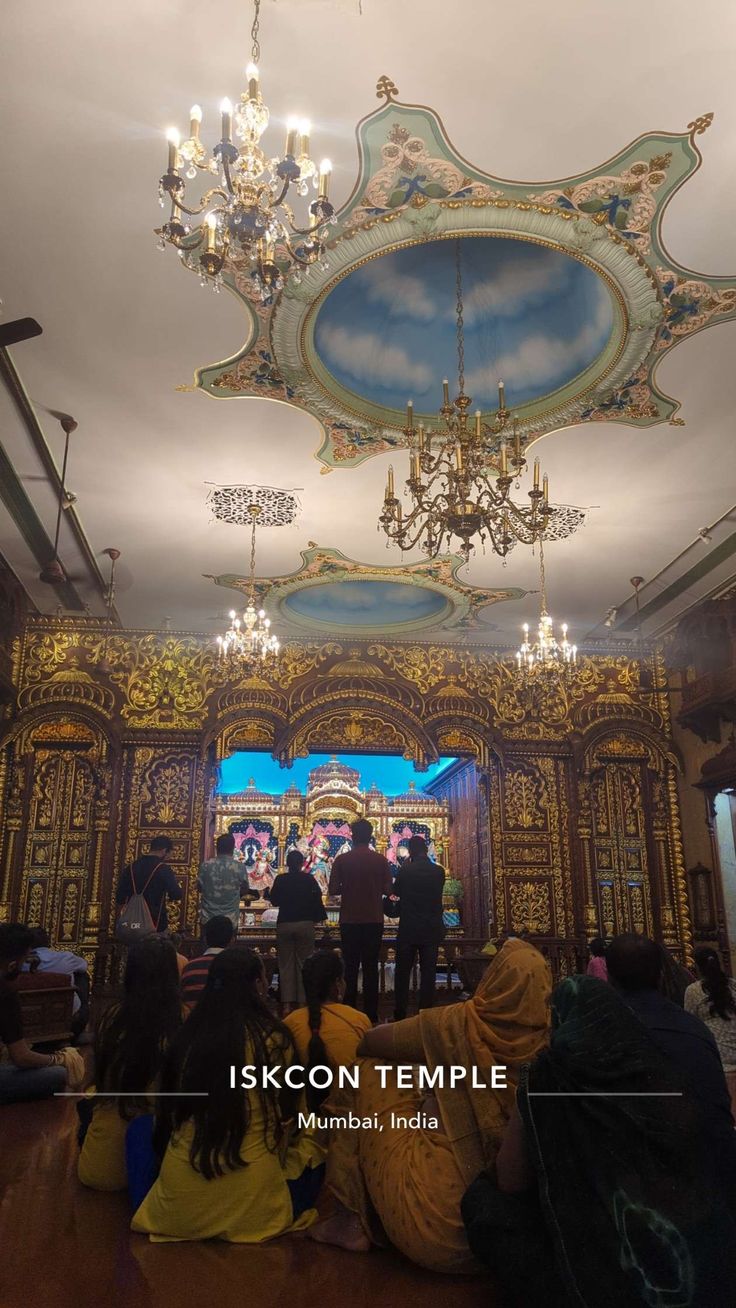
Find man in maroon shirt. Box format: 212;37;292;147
328;818;393;1024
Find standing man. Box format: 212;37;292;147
197;832;251;937
116;835;183;934
328;818;393;1025
392;835;446;1021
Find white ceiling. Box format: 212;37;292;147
1;0;735;642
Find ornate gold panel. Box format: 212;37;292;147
589;760;654;937
490;756;574;939
19;748;98;947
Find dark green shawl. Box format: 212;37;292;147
519;975;736;1307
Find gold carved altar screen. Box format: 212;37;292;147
0;619;691;964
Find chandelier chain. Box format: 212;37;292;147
538;537;548;613
249;516;257;596
251;0;261;63
455;239;465;397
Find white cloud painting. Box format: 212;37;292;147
314;236;614;412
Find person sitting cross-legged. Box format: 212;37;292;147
180;915;235;1010
284;950;371;1102
132;947;325;1243
0;923;82;1106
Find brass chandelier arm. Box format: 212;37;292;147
168;188;230;218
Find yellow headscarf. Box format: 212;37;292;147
419;938;551;1182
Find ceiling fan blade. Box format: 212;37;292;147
0;318;42;349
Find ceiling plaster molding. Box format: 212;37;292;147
181;84;735;472
204;543;530;635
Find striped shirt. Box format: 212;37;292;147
180;948;222;1006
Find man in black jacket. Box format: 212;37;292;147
115;835;183;933
391;835;445;1021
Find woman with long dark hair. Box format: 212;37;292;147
685;946;736;1111
78;934;182;1190
131;946;324;1242
284;950;370;1111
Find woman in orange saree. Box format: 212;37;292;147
309;938;551;1273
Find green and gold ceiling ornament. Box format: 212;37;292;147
205;543;529;636
183;83;734;470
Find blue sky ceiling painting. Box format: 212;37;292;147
314;236;615;414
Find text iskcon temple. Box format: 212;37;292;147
2;2;736;1305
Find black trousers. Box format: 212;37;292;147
340;923;383;1023
394;938;439;1020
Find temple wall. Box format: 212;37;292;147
0;617;693;966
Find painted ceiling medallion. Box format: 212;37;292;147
188;85;735;469
205;543;529;633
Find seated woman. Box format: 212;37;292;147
462;974;736;1308
309;937;551;1274
78;934;182;1191
285;950;371;1105
131;946;324;1243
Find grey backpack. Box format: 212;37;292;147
115;861;163;944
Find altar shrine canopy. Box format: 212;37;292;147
212;756;459;932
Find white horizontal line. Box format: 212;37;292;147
54;1092;210;1097
527;1092;682;1097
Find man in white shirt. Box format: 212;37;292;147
23;928;88;1024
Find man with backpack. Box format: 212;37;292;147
115;836;183;940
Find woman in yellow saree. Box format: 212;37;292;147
309;938;551;1273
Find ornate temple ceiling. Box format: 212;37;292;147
1;0;736;645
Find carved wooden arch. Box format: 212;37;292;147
274;692;437;768
205;705;289;761
425;713;506;770
1;703;118;760
575;719;682;778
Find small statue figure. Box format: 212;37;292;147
248;846;275;898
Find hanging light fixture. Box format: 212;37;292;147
156;0;334;302
216;505;280;665
379;239;563;563
515;537;577;684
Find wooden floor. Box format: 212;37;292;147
0;1096;500;1308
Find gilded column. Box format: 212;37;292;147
576;776;598;932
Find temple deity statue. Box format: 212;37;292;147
248;846;275;898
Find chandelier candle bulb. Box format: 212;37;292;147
246;62;260;98
475;410;482;438
317;159;332;200
298;119;311;157
220;98;233;141
189;105;202;138
534;458;540;490
387;465;395;497
455;443;464;472
498;380;506;411
166;128;180;171
442;378;450;406
285;117;299;157
406;399;414;430
500;443;508;476
205;213;217;252
543;473;549;505
513;423;521;466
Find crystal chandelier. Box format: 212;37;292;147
379;239;556;563
156;0;334;303
216;506;280;665
515;538;577;684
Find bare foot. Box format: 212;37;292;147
308;1207;371;1253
